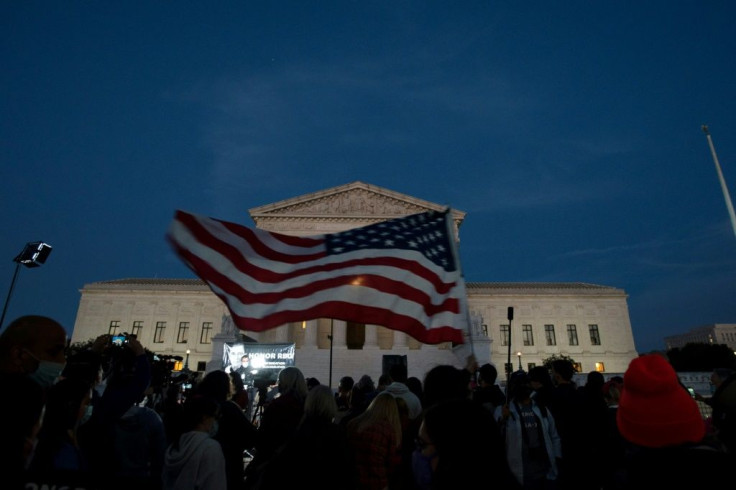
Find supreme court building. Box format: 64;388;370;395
71;182;639;383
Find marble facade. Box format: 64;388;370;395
71;182;639;383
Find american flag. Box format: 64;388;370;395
167;208;468;344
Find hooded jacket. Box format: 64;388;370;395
113;405;166;478
384;382;422;419
495;400;561;485
162;431;226;490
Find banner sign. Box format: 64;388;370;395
222;342;295;385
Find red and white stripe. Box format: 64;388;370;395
167;210;466;344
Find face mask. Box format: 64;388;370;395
412;449;435;490
34;360;65;387
94;377;108;397
26;351;65;388
209;420;219;438
79;404;94;426
24;437;39;470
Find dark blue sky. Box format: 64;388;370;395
2;2;735;353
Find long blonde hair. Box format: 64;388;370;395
303;384;338;422
277;366;308;401
348;392;402;446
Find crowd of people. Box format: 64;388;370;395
1;314;735;490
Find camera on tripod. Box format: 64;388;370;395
253;376;271;406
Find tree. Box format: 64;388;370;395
67;337;97;357
542;354;578;371
667;343;736;372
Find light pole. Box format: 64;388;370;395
0;242;52;329
517;351;522;371
184;349;191;371
703;125;736;239
506;307;514;377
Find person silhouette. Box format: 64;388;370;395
496;370;561;489
0;315;67;389
616;354;731;488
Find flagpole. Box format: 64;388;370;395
462;284;475;358
444;206;476;361
328;318;334;389
461;291;477;385
702;125;736;239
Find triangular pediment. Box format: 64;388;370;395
248;181;465;237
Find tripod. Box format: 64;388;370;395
251;387;268;427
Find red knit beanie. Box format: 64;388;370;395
617;354;705;448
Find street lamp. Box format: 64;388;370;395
0;242;53;329
505;307;514;380
184;349;191;371
517;351;522;371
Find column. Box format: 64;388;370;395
332;320;347;349
302;319;319;350
393;330;408;349
272;323;290;343
364;324;378;349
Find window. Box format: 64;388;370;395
595;362;605;372
196;361;207;372
108;321;120;336
154;322;166;343
567;324;579;346
528;362;537;370
177;322;189;343
346;322;365;350
200;322;213;344
589;324;601;345
545;325;556;346
131;321;143;338
500;324;510;346
522;324;534;346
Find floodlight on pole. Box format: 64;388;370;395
0;242;53;330
702;125;736;240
